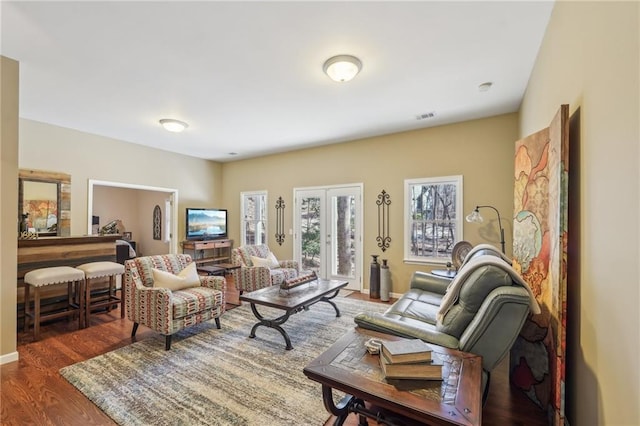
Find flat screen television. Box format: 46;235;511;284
185;208;228;240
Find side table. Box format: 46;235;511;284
303;328;482;426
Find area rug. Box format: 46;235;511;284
60;297;388;425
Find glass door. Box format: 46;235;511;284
294;185;362;291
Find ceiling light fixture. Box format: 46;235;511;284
478;82;493;92
323;55;362;82
159;118;188;133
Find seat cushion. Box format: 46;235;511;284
76;261;125;279
171;287;223;319
24;266;85;287
385;288;442;326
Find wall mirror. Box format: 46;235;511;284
18;169;71;237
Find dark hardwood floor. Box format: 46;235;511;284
2;287;547;425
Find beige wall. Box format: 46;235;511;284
0;119;223;360
92;185;170;256
222;113;518;294
1;56;19;362
520;2;640;424
18;119;223;241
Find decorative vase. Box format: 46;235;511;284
19;213;28;233
380;259;390;302
370;255;380;299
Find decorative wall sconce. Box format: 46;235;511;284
275;196;285;245
376;190;391;252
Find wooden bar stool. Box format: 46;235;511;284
23;266;86;340
76;261;125;326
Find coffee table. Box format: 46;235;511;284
303;328;482;426
239;279;348;350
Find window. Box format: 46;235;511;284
241;191;267;246
404;175;463;264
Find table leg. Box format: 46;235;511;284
322;384;406;426
322;385;354;426
248;303;294;350
319;288;342;317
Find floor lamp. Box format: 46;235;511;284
465;205;506;254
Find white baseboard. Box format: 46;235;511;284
0;351;19;365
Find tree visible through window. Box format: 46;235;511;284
404;176;463;263
300;196;321;271
241;191;267;246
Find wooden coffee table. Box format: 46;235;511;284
303;328;482;426
239;279;348;350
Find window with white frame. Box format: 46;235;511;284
241;191;267;246
404;175;463;264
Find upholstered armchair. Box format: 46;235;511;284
231;244;299;293
124;254;226;350
355;254;540;401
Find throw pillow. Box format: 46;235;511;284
250;252;280;269
152;262;201;291
266;251;280;268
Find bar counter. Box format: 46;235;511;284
17;235;119;312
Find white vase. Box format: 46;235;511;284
380;259;391;302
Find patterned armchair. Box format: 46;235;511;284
231;244;299;293
124;254;226;350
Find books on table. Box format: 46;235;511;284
378;339;443;381
381;339;433;364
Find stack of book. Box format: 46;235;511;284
379;339;443;380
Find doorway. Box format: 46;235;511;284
293;184;363;291
87;180;179;255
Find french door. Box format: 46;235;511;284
294;184;362;291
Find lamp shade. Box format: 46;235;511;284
159;119;188;133
323;55;362;82
465;209;483;223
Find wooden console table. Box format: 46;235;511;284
181;239;233;267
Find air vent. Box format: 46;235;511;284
415;111;436;121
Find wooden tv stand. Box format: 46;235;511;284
181;239;233;268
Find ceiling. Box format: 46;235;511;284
2;1;554;162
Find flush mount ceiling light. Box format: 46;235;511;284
478;82;493;92
159;118;188;133
323;55;362;82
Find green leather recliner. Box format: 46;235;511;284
354;253;540;401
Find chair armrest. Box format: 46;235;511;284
410;271;451;295
354;311;460;349
199;275;226;292
278;260;299;271
126;283;172;326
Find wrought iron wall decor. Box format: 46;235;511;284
153;205;162;240
275;196;285;245
376;189;391;251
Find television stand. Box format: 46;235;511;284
181;239;233;269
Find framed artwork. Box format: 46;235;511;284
122;231;132;241
511;104;569;425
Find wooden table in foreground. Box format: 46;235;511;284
239;279;348;350
304;328;482;426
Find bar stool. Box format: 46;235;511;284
76;261;125;326
23;266;85;340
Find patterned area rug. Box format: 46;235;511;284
60;297;388;425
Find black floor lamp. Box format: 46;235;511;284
465;205;506;254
